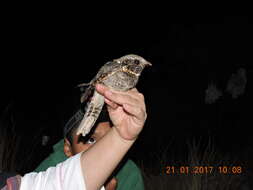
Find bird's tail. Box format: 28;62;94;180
76;90;105;136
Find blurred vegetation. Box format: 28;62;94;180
139;137;253;190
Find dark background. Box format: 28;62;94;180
0;16;252;174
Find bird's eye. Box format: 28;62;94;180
86;137;96;144
134;59;140;64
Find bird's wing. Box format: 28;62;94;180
93;61;121;83
78;61;120;103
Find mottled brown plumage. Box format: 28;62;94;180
76;54;152;136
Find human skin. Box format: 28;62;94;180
64;122;111;157
80;84;147;190
64;121;117;190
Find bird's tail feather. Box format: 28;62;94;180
76;91;105;136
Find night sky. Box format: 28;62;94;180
1;16;252;173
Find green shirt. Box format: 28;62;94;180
35;140;144;190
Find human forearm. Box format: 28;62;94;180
80;84;146;190
81;127;135;190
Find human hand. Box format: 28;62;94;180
96;84;147;141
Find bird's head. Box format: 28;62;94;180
113;54;152;76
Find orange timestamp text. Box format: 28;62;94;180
164;166;243;175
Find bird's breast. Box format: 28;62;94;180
102;71;139;91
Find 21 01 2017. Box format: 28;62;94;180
164;166;243;175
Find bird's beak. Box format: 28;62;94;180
145;61;152;66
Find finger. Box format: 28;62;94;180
123;103;147;121
95;84;110;96
96;84;143;101
104;90;140;107
104;98;119;109
110;88;140;99
97;84;137;97
96;84;144;106
129;88;138;92
122;88;144;101
117;88;145;104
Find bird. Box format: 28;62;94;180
76;54;152;136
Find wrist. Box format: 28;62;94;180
111;127;137;144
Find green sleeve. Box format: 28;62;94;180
116;159;145;190
34;139;68;172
